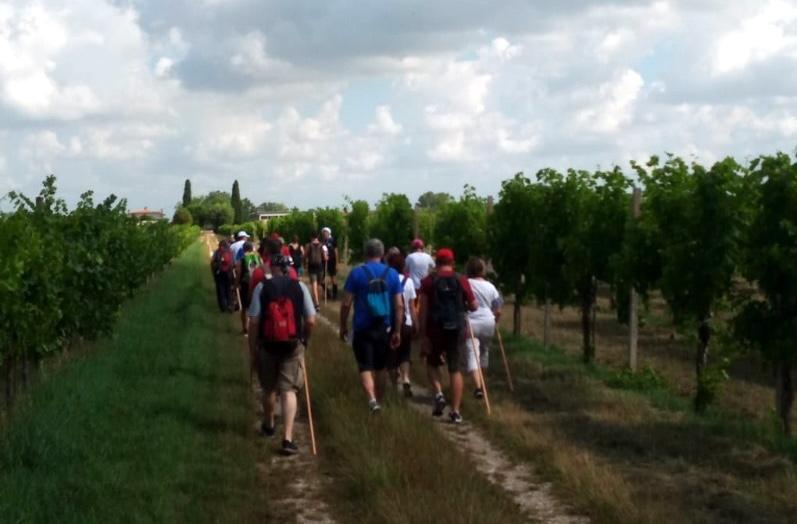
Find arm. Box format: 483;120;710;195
390;293;403;349
339;291;353;341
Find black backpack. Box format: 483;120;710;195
431;274;464;332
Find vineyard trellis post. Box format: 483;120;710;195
628;187;642;372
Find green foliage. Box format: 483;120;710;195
0;176;198;367
606;365;666;391
370;193;413;250
267;209;317;243
346;199;370;260
256;201;289;213
182;179;192;208
434;185;487;264
416;208;437;246
186;192;234;230
416;191;453;210
315;207;347;242
231;180;242;224
172;207;192;225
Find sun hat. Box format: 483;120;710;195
321;227;332;235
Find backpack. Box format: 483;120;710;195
431;274;464;332
363;264;392;319
211;250;222;273
289;244;303;268
219;249;233;273
240;252;260;284
259;275;304;348
308;242;323;266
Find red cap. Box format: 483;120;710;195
436;248;454;265
270;232;280;240
412;238;424;250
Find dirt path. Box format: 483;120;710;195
204;233;337;524
313;311;587;523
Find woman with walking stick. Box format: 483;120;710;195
464;257;505;398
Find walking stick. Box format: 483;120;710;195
322;263;327;307
466;319;491;415
495;327;514;392
301;348;318;456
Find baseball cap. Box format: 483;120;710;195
237;230;250;238
436;248;454;265
411;238;424;250
321;227;332;235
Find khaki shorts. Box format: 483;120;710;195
258;344;305;393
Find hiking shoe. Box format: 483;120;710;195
260;421;275;437
315;304;320;312
473;388;484;400
432;393;446;417
280;439;298;455
369;399;382;414
449;411;463;424
403;382;413;398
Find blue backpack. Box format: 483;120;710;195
362;264;391;319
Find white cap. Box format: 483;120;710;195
321;227;331;235
237;230;250;238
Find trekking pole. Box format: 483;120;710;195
466;318;491;415
322;264;327;308
495;327;514;392
301;348;318;456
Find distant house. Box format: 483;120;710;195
251;210;289;223
129;207;166;222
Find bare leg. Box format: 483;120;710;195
263;390;277;428
281;391;298;441
471;370;482;389
427;364;443;395
399;361;411;384
450;371;464;412
359;370;376;401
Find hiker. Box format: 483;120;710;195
339;238;403;413
210;239;234;313
231;231;250;262
385;247;418;397
321;227;339;300
236;241;260;334
289;235;304;277
464;257;503;399
405;238;435;293
305;231;324;310
419;248;478;424
247;243;316;455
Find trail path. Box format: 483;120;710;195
204;233;337;524
314;309;587;524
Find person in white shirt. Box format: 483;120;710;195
385;248;419;397
405;238;435;292
230;231;250;262
464;257;503;400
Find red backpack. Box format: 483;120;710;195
219;249;233;273
259;275;303;346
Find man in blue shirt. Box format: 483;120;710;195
339;238;403;413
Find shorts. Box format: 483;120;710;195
386;324;413;369
352;322;390;372
427;330;466;373
308;263;323;282
258;343;305;393
326;260;337;277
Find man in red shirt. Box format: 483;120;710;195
419;248;478;424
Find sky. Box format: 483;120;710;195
1;0;796;213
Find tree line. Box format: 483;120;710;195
0;176;198;407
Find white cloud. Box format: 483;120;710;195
575;69;644;133
370;106;402;135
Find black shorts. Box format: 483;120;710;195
352;322;390;372
308;263;323;282
427;330;462;373
326;260;337;277
387;325;412;369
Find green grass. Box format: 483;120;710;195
0;241;272;523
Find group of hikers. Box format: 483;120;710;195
210;230;502;456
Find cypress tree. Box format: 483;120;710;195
182;179;192;207
231;180;242;224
